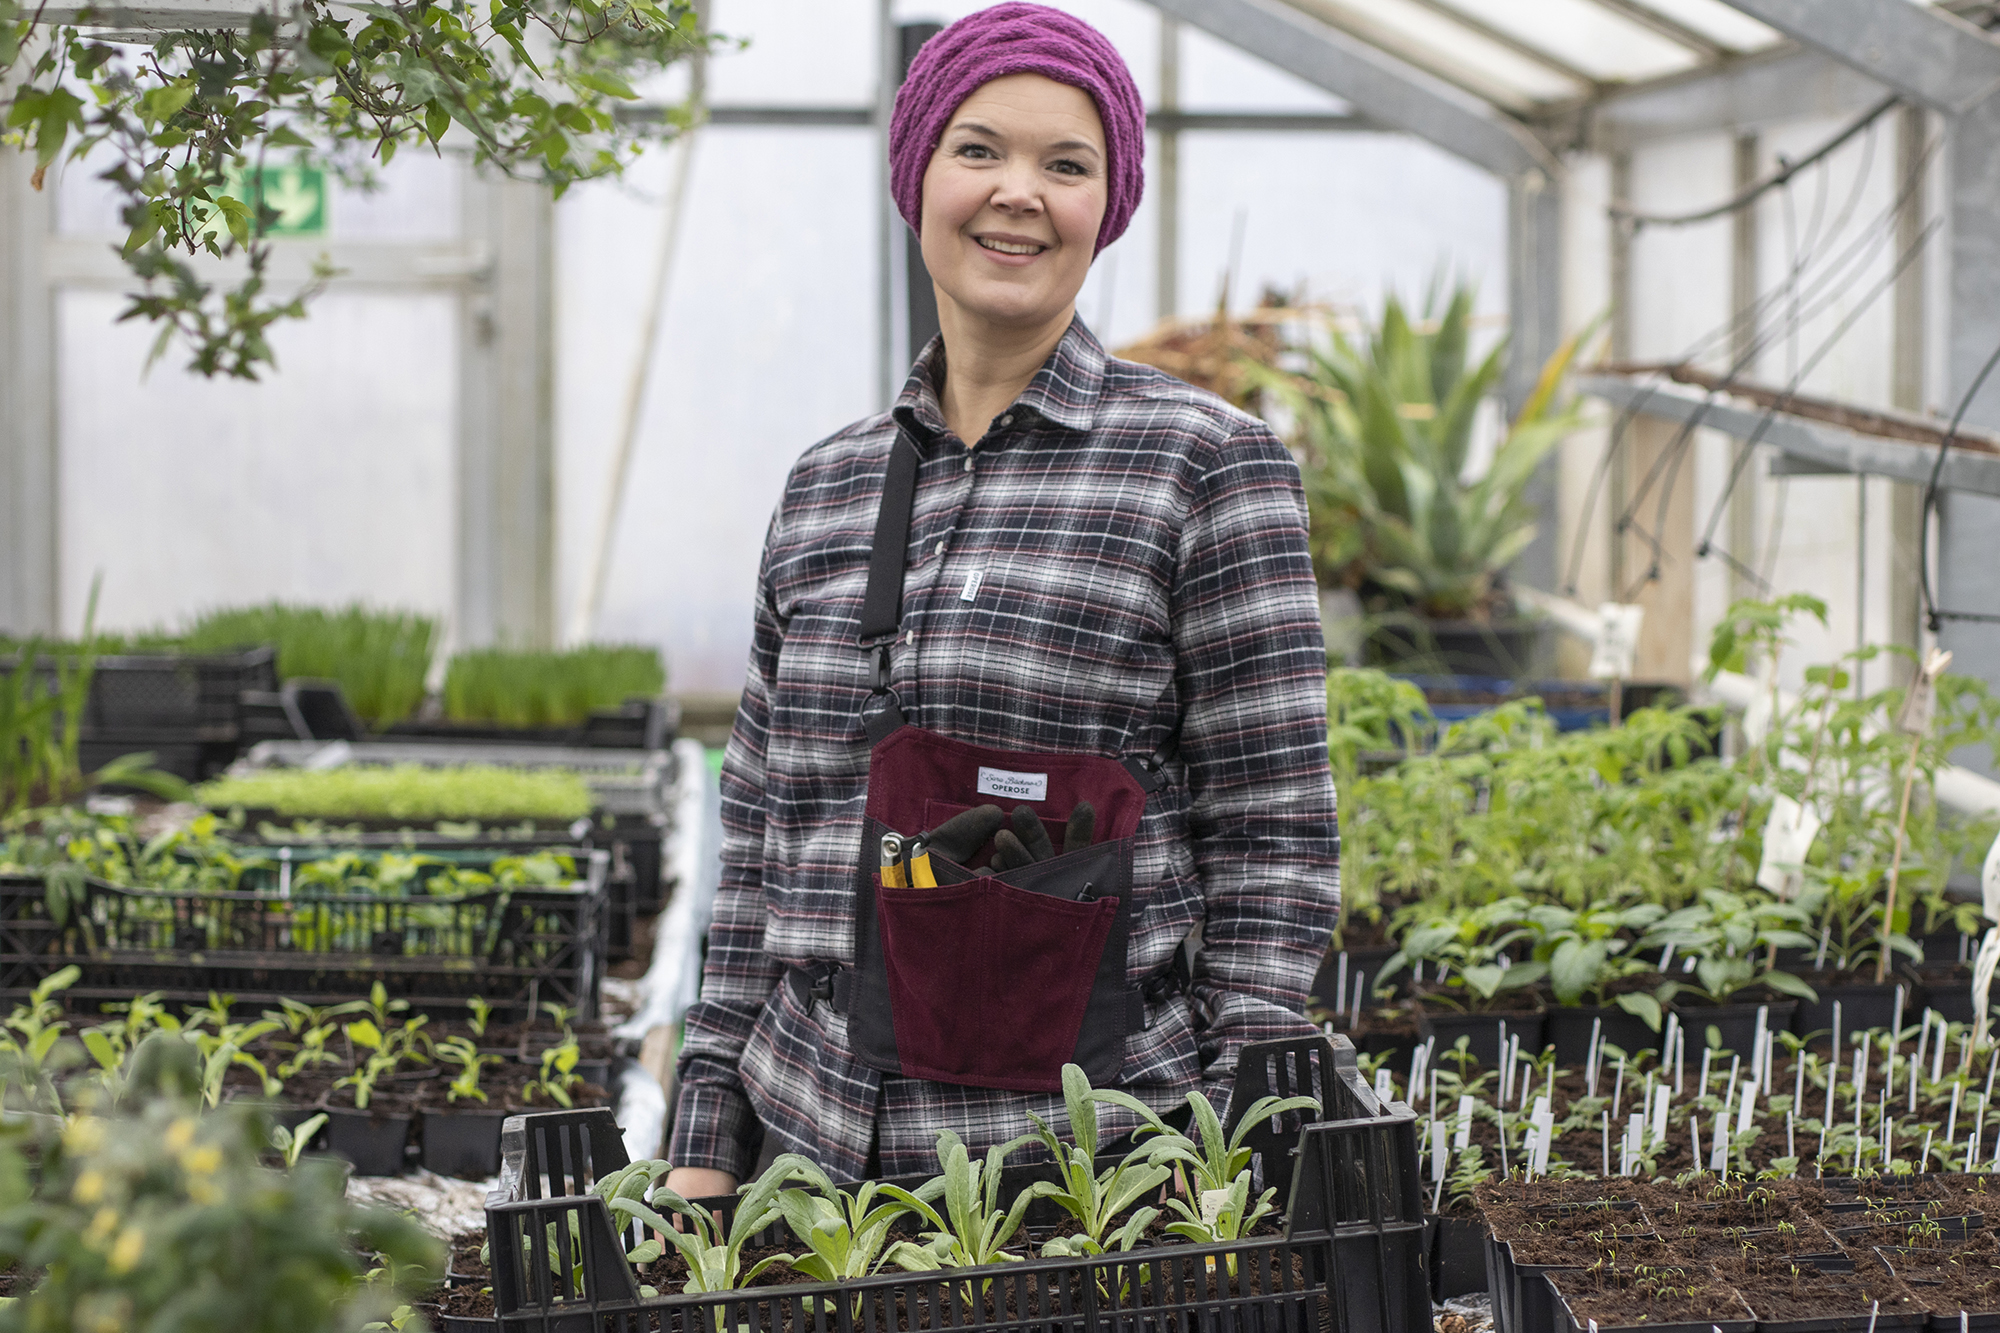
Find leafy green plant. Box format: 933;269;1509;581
1;0;707;377
444;643;666;728
1524;898;1668;1026
180;602;438;726
525;1038;582;1108
1380;898;1546;1011
616;1165;794;1301
1124;1088;1322;1197
198;764;595;821
881;1130;1035;1273
1252;281;1590;619
1161;1169;1278;1263
766;1154;920;1288
1644;890;1818;1006
437;1035;494;1104
1024;1065;1180;1259
0;1068;441;1329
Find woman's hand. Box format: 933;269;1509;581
664;1166;737;1203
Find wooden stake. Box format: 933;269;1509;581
1878;730;1927;984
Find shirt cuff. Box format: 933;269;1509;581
666;1079;762;1179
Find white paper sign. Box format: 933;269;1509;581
1756;793;1823;898
1743;657;1780;749
1897;647;1954;736
1589;603;1645;681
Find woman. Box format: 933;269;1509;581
666;3;1337;1199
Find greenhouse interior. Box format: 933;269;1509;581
11;0;2000;1329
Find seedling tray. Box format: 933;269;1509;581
475;1036;1430;1333
0;856;608;1018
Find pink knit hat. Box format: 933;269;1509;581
889;3;1145;258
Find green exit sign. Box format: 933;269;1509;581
192;164;329;242
234;163;326;236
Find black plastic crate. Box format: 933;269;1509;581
1;646;278;780
0;854;607;1019
476;1035;1428;1333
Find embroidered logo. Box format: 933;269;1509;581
976;766;1048;802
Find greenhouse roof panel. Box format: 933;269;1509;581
1282;0;1591;110
1624;0;1787;53
1421;0;1702;83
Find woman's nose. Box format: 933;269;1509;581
987;161;1044;213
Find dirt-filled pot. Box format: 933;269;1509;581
1790;978;1906;1043
325;1106;413;1177
1669;999;1797;1057
1545;1005;1660;1065
421;1109;508;1180
1913;964;1977;1025
1422;1009;1544;1069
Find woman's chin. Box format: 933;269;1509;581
942;288;1077;338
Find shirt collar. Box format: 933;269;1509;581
891;317;1106;446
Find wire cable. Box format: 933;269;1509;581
1918;335;2000;630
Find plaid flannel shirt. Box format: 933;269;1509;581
670;320;1339;1181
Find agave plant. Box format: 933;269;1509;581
1255;281;1590;619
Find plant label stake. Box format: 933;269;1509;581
1431;1120;1448;1211
1880;648;1953;982
1700;1047;1714;1101
1787;1111;1796;1160
1335;952;1348;1017
1611;1055;1626;1120
1601;1111;1612;1178
1627;1113;1644;1176
1924;1128;1935;1170
1752;1008;1769;1083
1757;793;1823;900
1737;1080;1758;1137
1910;1056;1922;1114
1454;1095;1474;1150
1918;1010;1933;1073
1691;1113;1703;1170
1936;1027;1950;1087
1949;1083;1964;1147
1653;1084;1671;1146
1794;1050;1807;1116
1833;1001;1844;1071
1587;1017;1603;1095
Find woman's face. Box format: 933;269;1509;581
919;73;1109;338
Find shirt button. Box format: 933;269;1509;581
963;456;974;472
905;630;916;645
1000;414;1014;427
934;540;946;556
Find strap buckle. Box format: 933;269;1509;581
790;961;845;1009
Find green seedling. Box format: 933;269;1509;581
1026;1064;1180;1259
437;1036;493;1104
1162;1169;1278;1274
881;1129;1035;1273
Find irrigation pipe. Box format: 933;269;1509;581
1512;586;2000;817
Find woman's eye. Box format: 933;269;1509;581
1050;158;1089;177
952;143;995;160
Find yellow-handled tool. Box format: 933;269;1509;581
879;831;906;887
906;835;938;888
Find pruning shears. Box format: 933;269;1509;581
878;830;937;888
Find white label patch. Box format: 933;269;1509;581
959;569;984;602
976;766;1047;802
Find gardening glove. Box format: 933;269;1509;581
922;804;1005;866
988;802;1096;871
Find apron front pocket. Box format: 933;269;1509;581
875;876;1117;1090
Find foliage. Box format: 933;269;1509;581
1523;897;1668;1024
1024;1064;1182;1259
444;643;666;728
0;1060;440;1331
1326;667;1432;792
0;0;707;377
199;763;595;821
766;1155;921;1285
180;602;439;727
622;1166;793;1297
1253;280;1590;618
1643;889;1818;1006
1161;1169;1277;1258
881;1130;1036;1272
1381;898;1546;1011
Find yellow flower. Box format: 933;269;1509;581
74;1170;106;1204
164;1118;197;1152
84;1206;119;1244
108;1225;145;1273
183;1145;222;1176
64;1117;105;1154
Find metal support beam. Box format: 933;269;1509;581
1143;0;1555;179
457;169;555;649
1579;375;2000;499
1508;169;1563;591
1715;0;2000;115
1157;14;1180;323
0;147;56;634
1588;45;1888;148
1938;91;2000;762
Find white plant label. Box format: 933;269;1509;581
1743;657;1780;749
1982;827;2000;923
1897;647;1954;735
1454;1095;1474;1150
1756;793;1822;898
1975;926;2000;1051
976;767;1048;802
1589;603;1645;680
1199;1188;1232;1227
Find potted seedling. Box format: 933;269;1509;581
325;1017;422;1176
1525;898;1670;1062
420;1036;510;1179
1382;898;1547;1066
1646;889;1817;1053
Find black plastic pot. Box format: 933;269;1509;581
1422;1009;1545;1069
1311;944;1398;1012
1363;616;1550;677
1914;964;1978;1025
1545;1005;1660;1065
1553;1271;1757;1333
1430;1213;1487;1300
1791;979;1907;1043
421;1108;508;1179
1668;999;1797;1057
325;1106;413;1177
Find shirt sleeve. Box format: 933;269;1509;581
1169;420;1340;1093
668;509;790;1178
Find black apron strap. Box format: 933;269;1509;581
858;431;922;652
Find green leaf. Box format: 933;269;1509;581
1611;991;1663;1033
